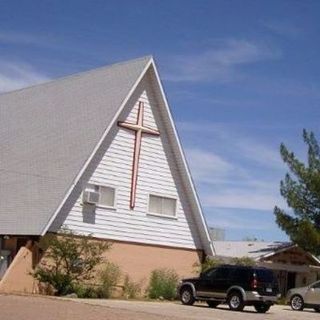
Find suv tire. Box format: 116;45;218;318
227;291;244;311
254;303;270;313
180;287;195;305
290;295;304;311
207;301;219;308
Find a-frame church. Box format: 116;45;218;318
0;56;214;293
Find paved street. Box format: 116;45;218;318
1;294;319;320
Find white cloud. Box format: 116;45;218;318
184;148;285;211
263;21;302;38
180;122;288;211
164;39;281;82
206;209;274;231
179;121;284;170
202;190;284;211
0;61;49;93
185;148;235;183
234;138;283;169
0;31;59;49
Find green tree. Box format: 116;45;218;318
274;130;320;255
34;229;110;295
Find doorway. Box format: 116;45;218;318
287;272;296;291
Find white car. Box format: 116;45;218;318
286;280;320;312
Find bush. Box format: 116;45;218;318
34;268;74;296
193;256;256;274
34;229;110;296
73;283;99;299
147;268;179;300
97;262;122;298
231;257;256;266
193;257;224;274
123;274;142;299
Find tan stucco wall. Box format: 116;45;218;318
105;240;202;285
0;237;202;294
0;246;37;293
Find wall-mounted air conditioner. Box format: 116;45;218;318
82;190;100;205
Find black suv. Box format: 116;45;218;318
178;264;280;313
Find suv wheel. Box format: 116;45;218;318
314;307;320;313
180;287;195;305
227;292;244;311
254;303;270;313
290;295;304;311
207;301;219;308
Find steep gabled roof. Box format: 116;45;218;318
0;56;214;255
0;56;151;235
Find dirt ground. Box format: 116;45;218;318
1;294;319;320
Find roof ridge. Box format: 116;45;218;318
0;55;153;98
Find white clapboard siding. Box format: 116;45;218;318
63;77;201;249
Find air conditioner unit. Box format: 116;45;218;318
82;190;100;205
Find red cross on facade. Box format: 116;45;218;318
118;101;160;209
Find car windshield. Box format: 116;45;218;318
311;281;320;289
255;269;275;282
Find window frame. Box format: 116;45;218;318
147;193;178;219
85;183;117;210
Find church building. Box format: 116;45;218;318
0;56;214;293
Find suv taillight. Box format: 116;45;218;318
251;278;258;289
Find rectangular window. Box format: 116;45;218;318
149;195;176;217
99;186;115;207
85;184;116;208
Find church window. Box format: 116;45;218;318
85;184;116;208
99;186;115;208
149;195;176;217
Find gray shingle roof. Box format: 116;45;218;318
212;241;293;260
0;56;151;235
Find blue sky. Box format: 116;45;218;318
1;0;319;241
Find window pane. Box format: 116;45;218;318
149;195;162;214
163;198;176;216
215;267;230;279
149;195;176;216
205;268;217;279
99;186;115;207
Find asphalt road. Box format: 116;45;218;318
75;298;320;320
1;294;319;320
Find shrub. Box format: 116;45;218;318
147;268;179;300
97;262;122;298
193;257;224;274
34;268;73;296
231;257;256;266
73;283;99;299
33;228;110;296
123;274;142;299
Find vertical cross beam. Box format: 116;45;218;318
118;101;160;209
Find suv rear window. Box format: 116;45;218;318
255;269;275;282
